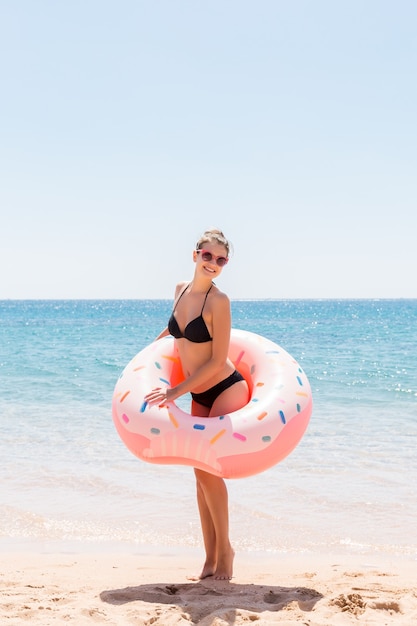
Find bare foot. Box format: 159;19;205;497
213;547;234;580
186;560;216;581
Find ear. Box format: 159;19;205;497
192;249;198;262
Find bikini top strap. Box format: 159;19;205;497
200;284;213;313
172;283;189;312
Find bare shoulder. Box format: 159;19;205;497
210;285;231;310
173;280;188;298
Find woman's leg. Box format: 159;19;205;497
191;401;217;578
193;379;249;580
194;468;233;580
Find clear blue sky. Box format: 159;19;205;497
1;0;416;299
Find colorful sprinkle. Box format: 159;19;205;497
133;365;145;372
296;403;301;412
159;377;170;385
140;401;148;413
150;427;160;434
168;412;179;428
296;391;309;398
233;432;246;442
210;429;226;445
262;435;272;442
193;424;205;431
234;350;245;366
162;355;179;363
122;413;129;423
120;390;130;403
256;381;264;387
296;376;303;386
257;411;268;421
279;410;286;424
155;361;162;370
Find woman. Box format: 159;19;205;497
144;228;249;580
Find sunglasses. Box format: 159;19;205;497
196;249;229;267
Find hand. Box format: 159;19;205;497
144;387;170;408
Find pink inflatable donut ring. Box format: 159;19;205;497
112;329;313;479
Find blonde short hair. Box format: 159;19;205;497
195;228;232;256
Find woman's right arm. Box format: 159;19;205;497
155;327;170;340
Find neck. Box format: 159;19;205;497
189;278;213;293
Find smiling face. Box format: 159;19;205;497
194;242;229;277
193;228;231;279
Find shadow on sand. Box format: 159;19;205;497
100;578;324;624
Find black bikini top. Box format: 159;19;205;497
168;284;213;343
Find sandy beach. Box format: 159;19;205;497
2;548;416;625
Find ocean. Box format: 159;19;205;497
1;299;416;560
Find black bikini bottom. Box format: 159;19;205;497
190;370;245;409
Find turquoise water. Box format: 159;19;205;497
1;299;416;558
